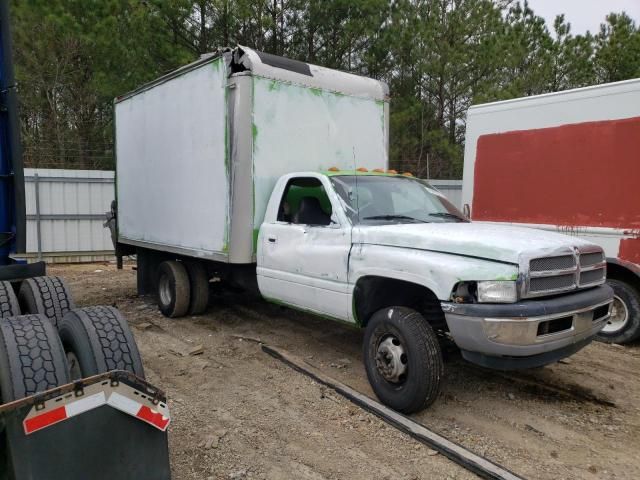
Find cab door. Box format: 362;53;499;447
257;175;354;322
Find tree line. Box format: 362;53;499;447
11;0;640;178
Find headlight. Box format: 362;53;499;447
477;281;518;303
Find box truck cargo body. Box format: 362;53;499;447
113;47;613;413
462;78;640;344
115;47;389;264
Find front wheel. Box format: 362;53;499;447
596;279;640;344
363;306;443;413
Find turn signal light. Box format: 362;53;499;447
328;167;340;172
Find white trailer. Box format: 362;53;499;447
462;78;640;344
113;47;613;413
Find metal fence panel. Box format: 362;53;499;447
24;169;115;262
428;180;463;210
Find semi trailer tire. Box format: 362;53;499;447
596;279;640;344
58;306;145;380
185;261;209;315
363;307;443;413
157;260;190;318
18;276;74;327
0;314;70;402
0;281;20;318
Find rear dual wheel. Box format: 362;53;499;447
18;276;74;327
0;314;70;402
58;306;145;380
157;260;209;318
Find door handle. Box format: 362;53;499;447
268;237;277;243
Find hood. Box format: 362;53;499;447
353;222;595;264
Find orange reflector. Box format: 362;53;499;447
357;167;368;172
402;172;414;177
372;168;385;173
387;169;398;174
328;167;340;172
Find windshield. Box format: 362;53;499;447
329;175;468;225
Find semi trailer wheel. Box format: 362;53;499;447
596;279;640;344
18;276;74;327
185;261;209;315
58;306;145;380
0;314;70;402
0;281;20;318
157;261;191;318
363;307;443;413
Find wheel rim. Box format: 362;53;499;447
158;274;172;306
375;335;408;384
66;351;82;380
602;295;629;334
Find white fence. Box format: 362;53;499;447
21;169;463;263
429;179;463;210
24;169;115;263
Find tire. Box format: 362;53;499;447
0;281;20;318
363;306;443;413
157;261;191;318
185;261;209;315
58;306;145;379
0;314;70;402
19;276;74;327
596;279;640;344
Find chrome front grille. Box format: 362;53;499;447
525;248;606;298
580;268;605;285
580;252;604;268
530;255;576;272
530;274;576;293
578;250;606;287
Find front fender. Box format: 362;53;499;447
348;244;518;300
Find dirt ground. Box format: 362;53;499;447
50;262;640;480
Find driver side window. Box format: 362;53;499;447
277;178;332;226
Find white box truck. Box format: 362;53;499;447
462;78;640;345
113;47;613;412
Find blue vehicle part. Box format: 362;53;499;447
0;0;25;265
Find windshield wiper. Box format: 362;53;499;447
428;212;467;222
362;214;428;223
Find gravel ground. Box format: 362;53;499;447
51;262;640;480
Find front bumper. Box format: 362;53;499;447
441;285;613;369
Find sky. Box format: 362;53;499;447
524;0;640;35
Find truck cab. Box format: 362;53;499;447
257;170;613;412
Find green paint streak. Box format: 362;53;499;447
268;80;280;91
494;274;519;281
252;228;260;252
309;87;323;97
252;123;258;143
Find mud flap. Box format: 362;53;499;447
0;371;171;480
